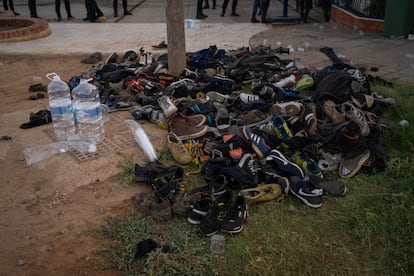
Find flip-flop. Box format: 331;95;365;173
339;148;370;178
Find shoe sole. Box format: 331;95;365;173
289;189;322;208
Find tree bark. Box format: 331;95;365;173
166;0;186;76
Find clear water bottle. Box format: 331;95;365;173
45;72;76;141
72;78;105;144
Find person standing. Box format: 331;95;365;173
55;0;73;21
113;0;132;17
260;0;270;23
221;0;239;17
3;0;20;15
320;0;332;22
28;0;40;18
84;0;104;22
299;0;312;23
196;0;208;19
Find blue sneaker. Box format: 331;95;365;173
295;151;323;178
289;176;323;208
242;126;271;159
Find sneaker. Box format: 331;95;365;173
341;102;370;136
266;149;305;178
271;101;303;117
301;100;318;136
239;183;282;205
221;196;247;234
295;151;323;178
223;134;243;160
239;92;260;104
272;116;293;140
135;191;172;220
81;52;102;64
189;175;228;196
188;195;213;224
158;95;178;118
307;175;347;196
171;192;189;217
201;155;232;183
167;113;209;140
339;148;370;178
289;176;323;208
323;100;346;123
167;132;192;165
199;190;233;236
206;91;237;107
238;153;260;186
242;126;271;159
261;169;290;195
134;162;184;183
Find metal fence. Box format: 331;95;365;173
332;0;386;19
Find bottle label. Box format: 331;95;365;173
50;104;73;116
75;105;101;120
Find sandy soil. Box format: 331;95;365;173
0;56;165;275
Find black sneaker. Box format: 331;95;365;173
238;153;260;187
265;149;304;178
134;162;184;183
201;156;232;183
199;190;233;236
289;176;323;208
221;195;247;234
188;194;212;224
189;175;228;196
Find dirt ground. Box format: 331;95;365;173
0;56;166;275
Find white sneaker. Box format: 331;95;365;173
274;75;296;88
239;92;260;104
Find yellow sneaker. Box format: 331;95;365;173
239;184;282;205
167;132;192;165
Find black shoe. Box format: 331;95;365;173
82;17;92;21
134;162;184;183
220;11;225;16
199;190;233;236
251;18;259;23
20;109;52;129
14;11;20;16
124;11;133;16
262;18;271;24
221;195;247;234
114;12;118;17
189;175;228;196
187;194;212;224
231;12;239;16
196;14;207;19
203;4;210;9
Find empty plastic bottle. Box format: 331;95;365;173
46;72;76;141
72;78;105;144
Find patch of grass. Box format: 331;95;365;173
96;83;414;275
113;152;136;186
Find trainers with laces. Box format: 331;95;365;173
135;191;172;220
272;116;293;140
188;195;213;224
167;132;192;165
289;176;323;208
301;100;318;136
239;183;282;205
221;195;247;234
206;91;237;107
189;175;228;196
134;162;184;183
239;92;260;103
238;153;260;186
201;155;232;183
341;102;370;136
167;113;209;140
261;170;290;195
266;149;305;178
242;126;271;159
199;190;233;236
271;101;303;117
158;95;178;118
295;151;323;178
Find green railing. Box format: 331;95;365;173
333;0;386;19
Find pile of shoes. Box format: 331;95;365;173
68;45;395;233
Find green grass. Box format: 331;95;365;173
96;83;414;275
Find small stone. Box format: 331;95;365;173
16;259;25;266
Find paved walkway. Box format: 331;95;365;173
1;0;413;84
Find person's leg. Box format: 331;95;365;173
122;0;131;15
196;0;207;19
64;0;72;17
55;0;62;19
113;0;118;16
251;0;259;21
95;1;104;17
231;0;239;16
261;0;270;23
28;0;38;17
3;0;8;10
212;0;216;9
203;0;209;9
221;0;229;16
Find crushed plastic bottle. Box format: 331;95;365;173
23;140;95;166
124;120;157;162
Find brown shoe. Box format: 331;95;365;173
167;132;192;165
135;191;172;220
323;100;346;123
167;113;208;140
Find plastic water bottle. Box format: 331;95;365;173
45;72;76;141
72;78;105;144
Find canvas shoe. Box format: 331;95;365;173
239;183;282;205
167;132;192;165
158;95;178;118
239;92;260;104
167;113;209;140
323;100;346;123
242;126;271;159
301;100;318;136
221;196;247;234
289;176;323;208
199;190;233;236
339;148;370;178
266;149;305;178
135;191;172;220
341;102;370;136
206;91;237;107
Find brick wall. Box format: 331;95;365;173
331;4;384;33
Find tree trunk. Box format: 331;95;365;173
166;0;186;76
